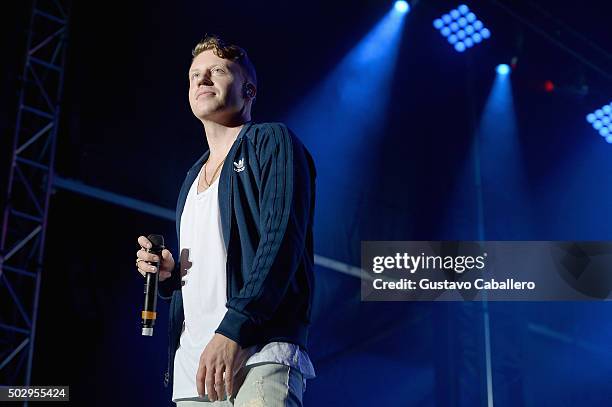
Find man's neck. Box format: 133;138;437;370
202;120;247;163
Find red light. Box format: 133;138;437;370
510;56;518;70
544;80;555;92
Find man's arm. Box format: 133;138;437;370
215;123;314;348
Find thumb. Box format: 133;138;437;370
161;249;173;260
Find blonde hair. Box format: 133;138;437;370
192;35;257;87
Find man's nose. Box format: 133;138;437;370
197;73;213;86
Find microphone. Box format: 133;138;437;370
141;234;164;336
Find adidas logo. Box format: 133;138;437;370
233;158;245;173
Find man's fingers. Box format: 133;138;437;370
137;235;151;249
136;249;160;264
215;367;226;400
225;367;234;398
135;236;160;278
206;365;217;401
196;363;206;398
136;258;157;275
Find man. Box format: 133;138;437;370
135;35;317;406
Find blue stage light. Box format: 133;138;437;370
458;4;469;14
496;64;510;75
434;5;490;52
587;100;612;143
394;0;410;13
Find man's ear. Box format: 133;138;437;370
242;82;256;99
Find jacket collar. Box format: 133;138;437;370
176;121;253;251
188;121;253;174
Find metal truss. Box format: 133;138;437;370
0;0;70;398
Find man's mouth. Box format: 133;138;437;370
196;91;215;99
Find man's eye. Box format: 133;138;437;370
191;72;199;79
212;68;224;74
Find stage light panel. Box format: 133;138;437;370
433;4;490;52
586;101;612;143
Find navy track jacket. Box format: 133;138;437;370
158;122;316;388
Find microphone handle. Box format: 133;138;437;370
142;240;163;336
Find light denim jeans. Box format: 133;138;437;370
174;362;304;407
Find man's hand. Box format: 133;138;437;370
196;333;256;401
136;235;174;282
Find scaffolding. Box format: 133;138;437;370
0;0;70;400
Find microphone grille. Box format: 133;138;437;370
148;234;165;249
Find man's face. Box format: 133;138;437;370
188;49;247;121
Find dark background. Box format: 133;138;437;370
2;0;612;405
